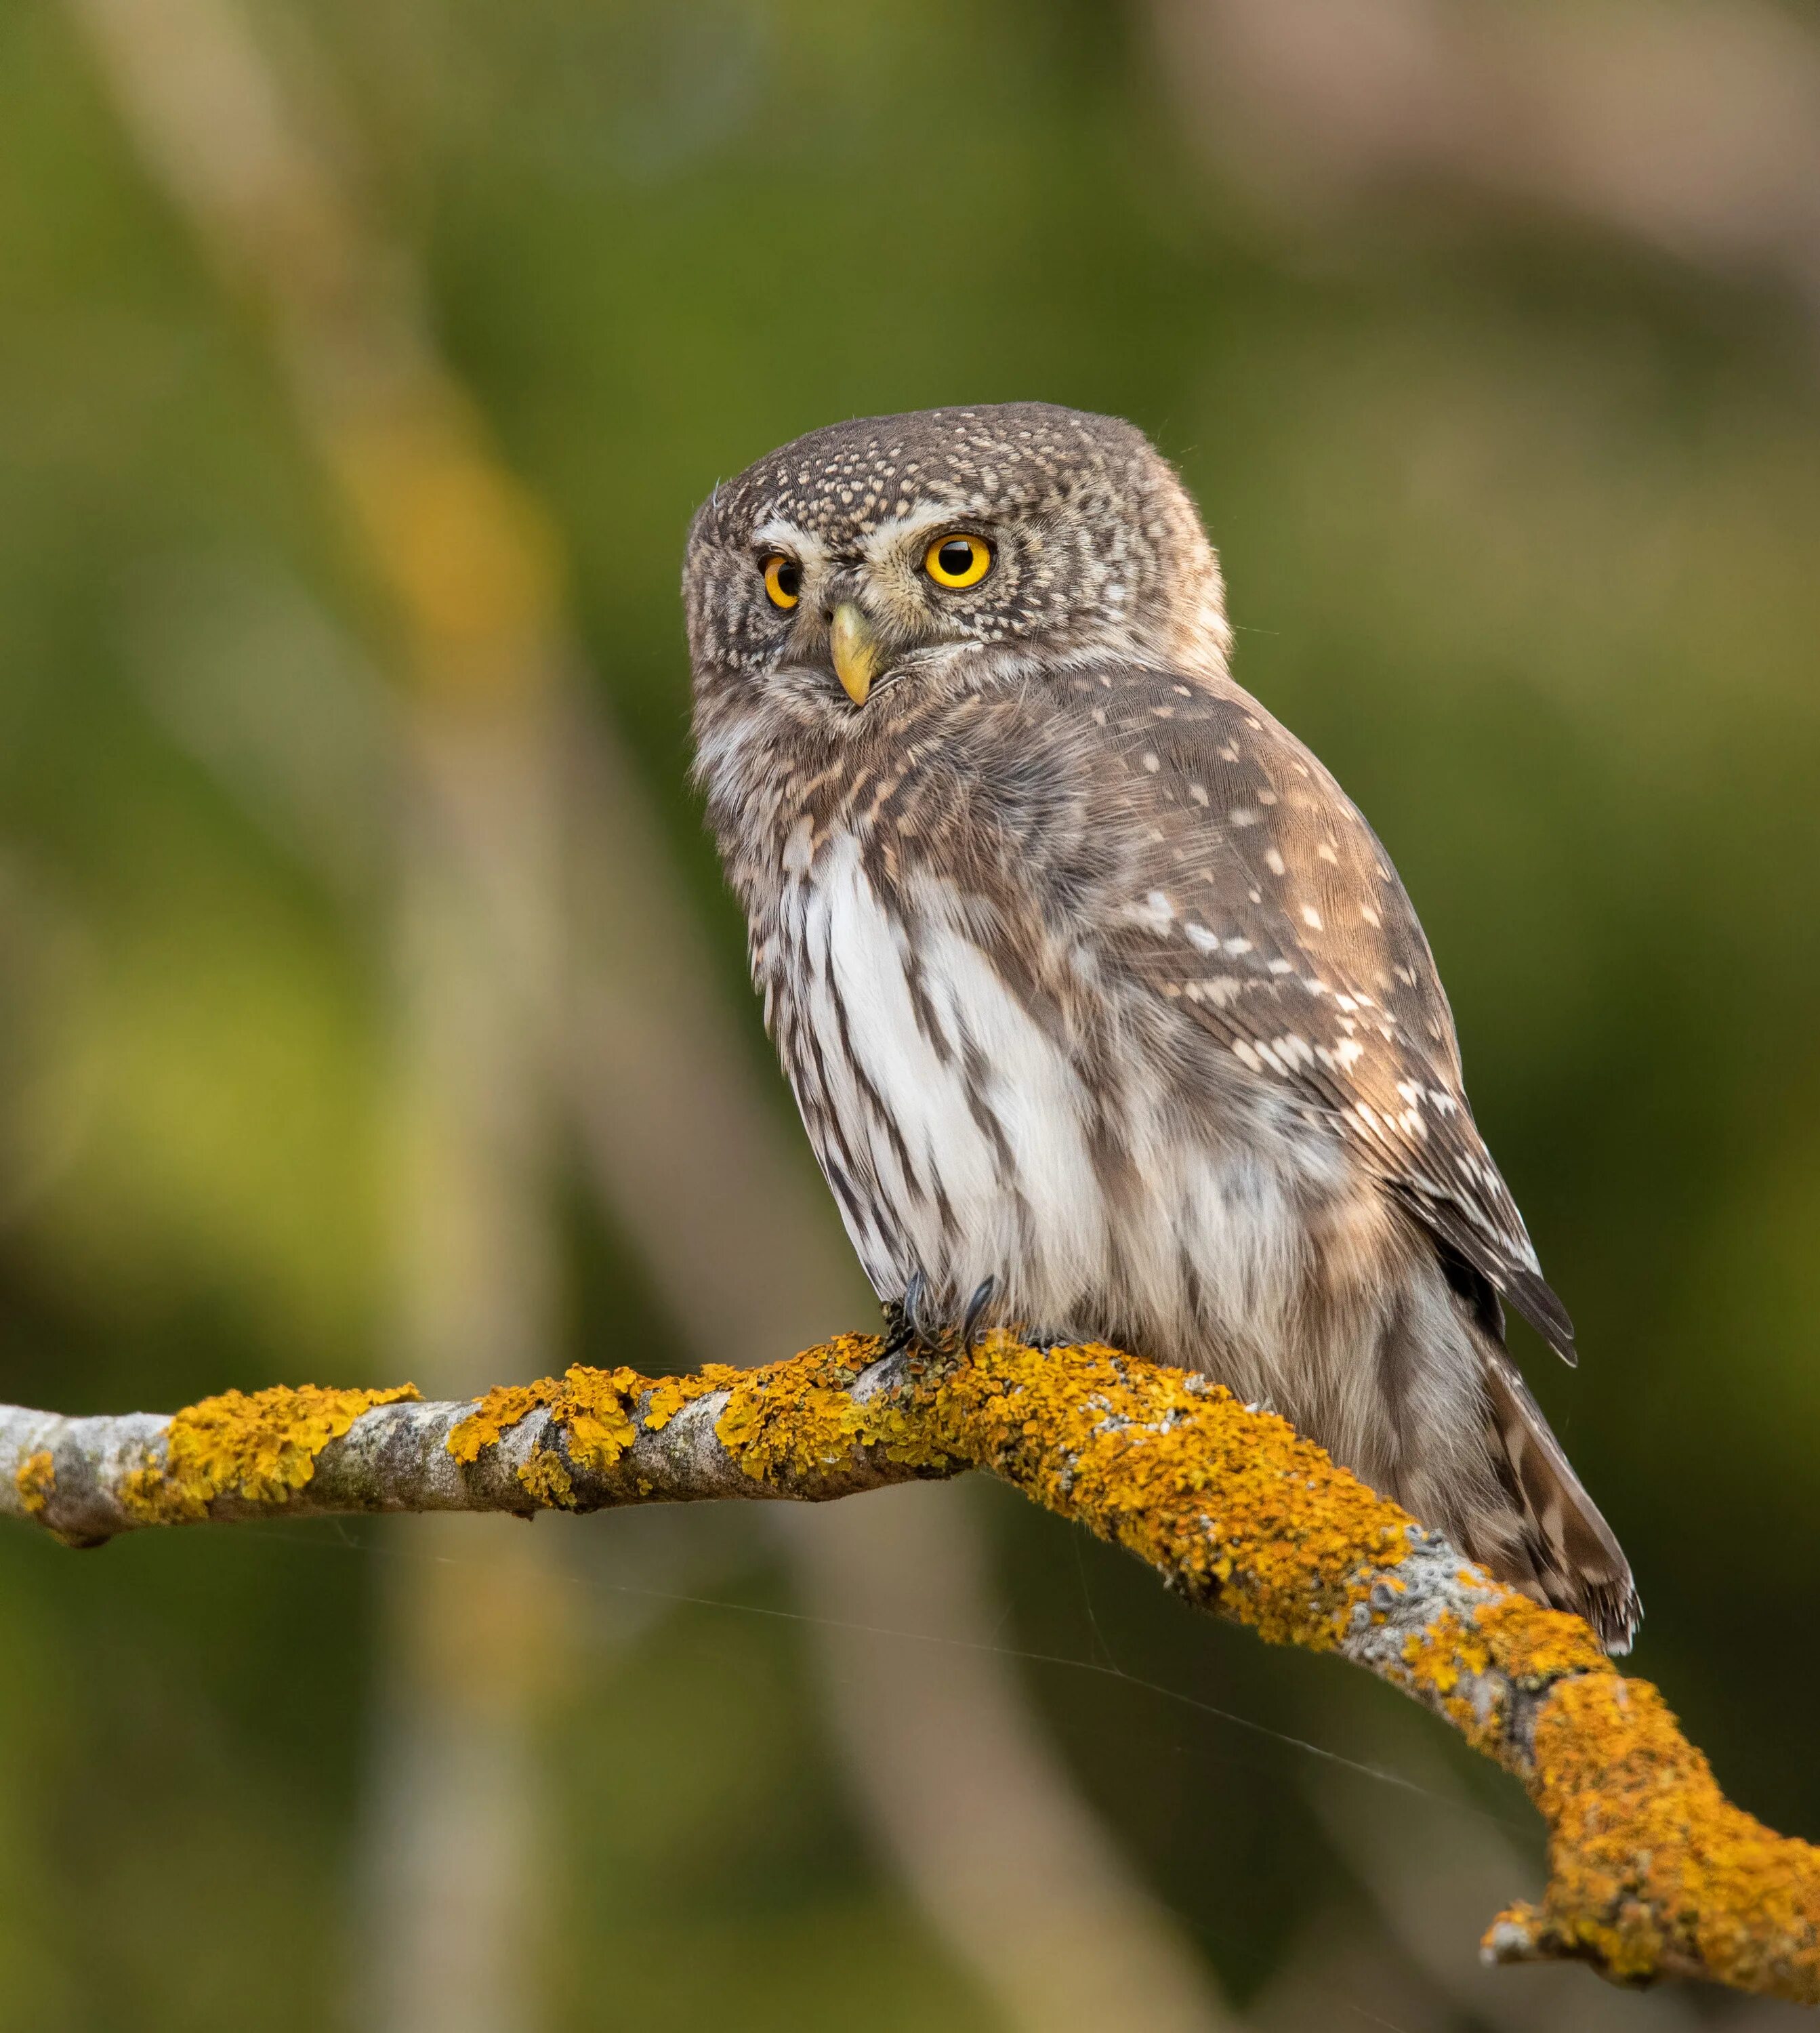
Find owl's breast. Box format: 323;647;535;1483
760;822;1114;1320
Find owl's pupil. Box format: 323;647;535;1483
937;541;974;577
774;562;800;599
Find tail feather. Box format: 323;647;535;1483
1476;1346;1640;1654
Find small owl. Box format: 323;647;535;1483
685;403;1637;1651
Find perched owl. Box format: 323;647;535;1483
685;402;1638;1651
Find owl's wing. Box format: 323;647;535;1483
1077;665;1577;1364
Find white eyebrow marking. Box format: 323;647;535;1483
855;505;972;558
751;516;826;558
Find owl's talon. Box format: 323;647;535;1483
890;1269;934;1351
960;1276;998;1350
886;1272;995;1355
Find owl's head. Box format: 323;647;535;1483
683;403;1229;735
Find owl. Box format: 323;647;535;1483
684;402;1637;1652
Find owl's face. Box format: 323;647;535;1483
684;403;1230;741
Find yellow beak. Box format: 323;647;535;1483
830;602;880;706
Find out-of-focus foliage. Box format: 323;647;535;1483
1;0;1817;2026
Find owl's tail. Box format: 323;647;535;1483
1473;1344;1640;1654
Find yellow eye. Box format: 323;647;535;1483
762;555;802;609
924;533;993;589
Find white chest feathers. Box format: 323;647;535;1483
772;831;1109;1315
766;830;1345;1371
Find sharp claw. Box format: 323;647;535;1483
960;1275;997;1349
903;1270;929;1347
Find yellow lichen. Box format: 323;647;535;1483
516;1450;577;1509
15;1450;54;1518
1392;1597;1615;1757
119;1463;205;1526
642;1365;743;1432
689;1333;1419;1649
884;1336;1410;1652
713;1336;941;1483
448;1363;656;1479
1494;1672;1820;2000
444;1349;929;1496
554;1369;638;1475
119;1382;419;1525
447;1381;550;1460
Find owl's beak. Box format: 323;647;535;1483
830;602;880;706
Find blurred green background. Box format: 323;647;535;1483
2;1;1817;2027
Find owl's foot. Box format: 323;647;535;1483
882;1271;1000;1355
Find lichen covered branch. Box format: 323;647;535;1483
3;1336;1815;2004
0;1346;944;1546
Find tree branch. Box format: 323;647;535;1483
4;1335;1815;2005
